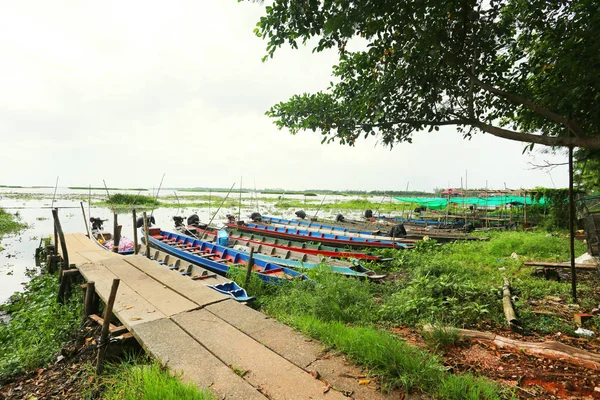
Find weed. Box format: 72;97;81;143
0;208;27;237
422;323;462;352
0;273;82;378
100;357;216;400
105;193;159;207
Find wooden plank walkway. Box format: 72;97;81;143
59;233;406;400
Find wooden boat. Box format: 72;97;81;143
182;225;383;261
206;282;253;302
261;216;485;242
145;228;310;283
89;217;134;255
225;222;411;250
139;243;253;302
177;228;385;280
257;216;417;242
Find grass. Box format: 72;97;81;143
0;273;83;378
100;358;216;400
104;193;160;207
228;230;591;398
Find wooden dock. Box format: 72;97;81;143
59;233;401;400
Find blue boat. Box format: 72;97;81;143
259;216;391;236
206;282;253;302
145;228;310;284
227;222;410;249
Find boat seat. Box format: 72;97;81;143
261;267;283;274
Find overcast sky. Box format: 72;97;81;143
0;1;569;192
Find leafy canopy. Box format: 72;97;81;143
254;0;600;149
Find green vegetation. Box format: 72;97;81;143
69;187;148;191
257;0;600;150
100;358;216;400
104;193;160;207
227;230;591;398
0;208;27;251
0;273;83;378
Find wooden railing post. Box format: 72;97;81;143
132;209;138;254
96;279;120;375
143;212;150;258
51;208;69;275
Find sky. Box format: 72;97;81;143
0;1;570;193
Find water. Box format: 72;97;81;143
0;187;381;304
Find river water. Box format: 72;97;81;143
0;187;380;304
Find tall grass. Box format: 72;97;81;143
106;193;159;207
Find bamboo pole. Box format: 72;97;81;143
80;202;90;238
96;279;120;375
202;182;236;240
568;145;577;302
244;248;255;289
502;278;519;330
132;209;138;254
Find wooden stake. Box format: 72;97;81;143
244;248;254;289
84;281;97;316
96;279;120;375
112;225;122;253
80;202;90;238
132;209;138;255
143;212;150;258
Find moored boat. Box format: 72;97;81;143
226;222;411;249
145;228;310;283
181;224;383;260
89;217;135;255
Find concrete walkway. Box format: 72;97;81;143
60;233;406;400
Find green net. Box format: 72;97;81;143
393;196;546;210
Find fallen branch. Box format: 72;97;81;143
423;325;600;371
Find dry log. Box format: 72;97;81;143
423;325;600;370
502;277;520;330
458;328;600;371
524;261;597;270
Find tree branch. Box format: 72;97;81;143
473;121;600;149
466;72;584;137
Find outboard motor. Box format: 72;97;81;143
388;223;407;238
335;213;345;223
136;215;155;228
187;214;200;226
364;209;373;218
173;216;185;228
295;210;307;219
90;217;104;231
226;214;236;223
464;223;475;233
250;212;262;222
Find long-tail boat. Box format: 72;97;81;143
145;228;309;283
177;228;385;280
181;225;383;260
259;216;484;242
225;222;411;249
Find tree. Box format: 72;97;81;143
254;0;600;150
